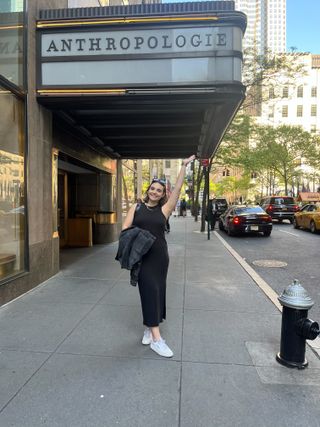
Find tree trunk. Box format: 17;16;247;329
122;175;130;211
191;162;196;216
284;173;288;196
194;165;203;222
201;166;208;232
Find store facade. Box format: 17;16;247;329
0;0;121;305
0;1;246;305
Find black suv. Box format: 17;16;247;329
213;198;228;217
259;196;299;223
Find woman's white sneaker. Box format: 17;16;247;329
142;328;152;345
150;338;173;358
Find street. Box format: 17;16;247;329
216;221;320;318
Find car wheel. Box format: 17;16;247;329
278;219;283;223
293;218;299;229
263;230;271;237
219;220;224;231
289;218;294;224
310;220;317;234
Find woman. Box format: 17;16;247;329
122;155;195;357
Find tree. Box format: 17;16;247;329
214;113;252;169
242;48;306;112
252;125;317;195
212;174;254;202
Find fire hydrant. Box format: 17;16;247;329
276;279;320;369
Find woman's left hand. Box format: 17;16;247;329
182;155;196;166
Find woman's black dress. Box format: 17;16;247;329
133;203;169;327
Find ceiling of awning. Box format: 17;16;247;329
37;84;245;159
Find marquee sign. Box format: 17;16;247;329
38;23;243;88
42;28;230;57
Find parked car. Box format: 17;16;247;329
259;196;299;223
219;205;273;237
212;198;228;217
293;204;320;233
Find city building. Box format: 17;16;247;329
254;53;320;193
230;0;286;54
258;53;320;135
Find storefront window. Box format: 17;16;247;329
0;1;25;87
0;88;26;280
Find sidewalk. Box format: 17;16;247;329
1;217;320;426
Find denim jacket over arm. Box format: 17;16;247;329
115;226;156;286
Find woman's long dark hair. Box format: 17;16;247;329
143;179;167;206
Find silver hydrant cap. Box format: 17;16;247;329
278;279;314;309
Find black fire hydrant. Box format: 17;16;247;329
276;279;320;369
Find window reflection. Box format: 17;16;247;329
0;1;25;87
0;89;25;280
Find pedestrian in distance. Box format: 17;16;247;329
122;155;196;357
165;215;171;233
208;199;218;230
180;198;187;217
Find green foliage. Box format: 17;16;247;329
212;174;254;197
246;125;317;195
242;48;306;110
215;113;252;168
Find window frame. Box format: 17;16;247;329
282;105;288;117
296;105;303;117
297;85;304;98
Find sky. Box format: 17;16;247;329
286;0;320;54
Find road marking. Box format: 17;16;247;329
214;231;320;359
278;229;299;237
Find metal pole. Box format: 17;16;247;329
206;166;210;240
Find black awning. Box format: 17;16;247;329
38;84;245;159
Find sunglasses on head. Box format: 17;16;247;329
151;179;166;186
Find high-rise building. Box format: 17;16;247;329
232;0;286;54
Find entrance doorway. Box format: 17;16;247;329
56;154;117;248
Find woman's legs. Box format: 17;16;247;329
150;326;161;341
149;325;173;357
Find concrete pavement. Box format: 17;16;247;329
1;216;320;426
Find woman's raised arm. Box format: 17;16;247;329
162;155;196;218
